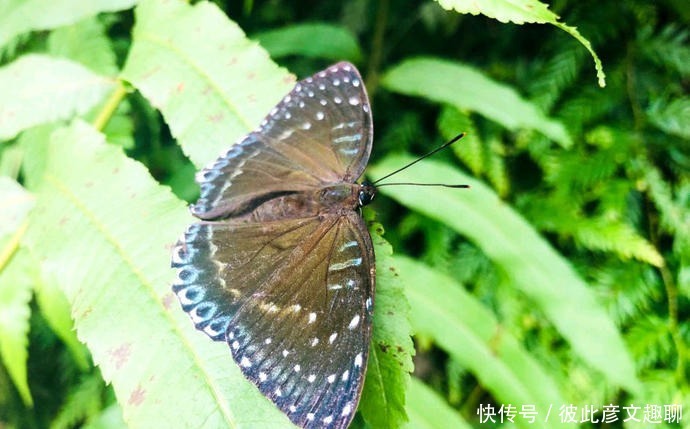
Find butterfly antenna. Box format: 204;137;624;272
372;132;469;188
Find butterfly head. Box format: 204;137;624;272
358;181;377;207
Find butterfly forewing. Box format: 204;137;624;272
192;62;372;220
172;62;376;429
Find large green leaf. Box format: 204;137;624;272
434;0;606;87
25;120;291;428
0;177;35;406
395;256;565;429
0;54;115;141
368;155;640;393
0;0;136;49
360;226;414;428
254;23;362;62
120;0;293;168
382;58;572;147
405;378;471;429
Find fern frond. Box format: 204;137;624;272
590;261;661;324
573;217;663;266
545;145;619;191
639;24;690;77
485;136;509;197
527;45;587;112
437;106;483;176
647;97;690;139
625;316;674;371
557;82;623;134
643;164;690;246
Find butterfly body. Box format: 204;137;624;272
173;62;376;429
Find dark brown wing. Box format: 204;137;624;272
191;62;372;220
172;211;374;429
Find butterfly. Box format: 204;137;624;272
171;62;377;429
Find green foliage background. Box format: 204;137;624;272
0;0;688;428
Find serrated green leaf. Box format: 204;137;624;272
32;254;90;370
25;120;292;428
47;17;119;76
360;225;413;428
0;246;34;406
254;23;362;62
18;123;55;190
434;0;606;87
48;17;135;149
0;0;136;49
83;403;127;429
382;58;572;147
405;378;471;429
368;155;640;394
120;0;293;168
0;177;35;406
0;176;34;236
395;256;565;429
0;54;115;141
0;143;23;178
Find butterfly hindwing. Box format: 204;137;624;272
173;212;374;429
192;62;373;220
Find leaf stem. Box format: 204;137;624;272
0;220;28;273
92;81;127;132
365;0;389;96
648;200;687;383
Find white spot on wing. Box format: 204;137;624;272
339;147;359;156
339;240;358;251
294;364;301;372
329;258;362;271
355;352;363;367
316;111;325;120
308;312;317;323
342;370;350;381
259;372;267;382
342;403;352;416
329;332;338;344
327;374;336;383
308;374;316;382
323;415;333;424
277;129;293;140
333;134;361;145
348;315;360;330
240;357;252;368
